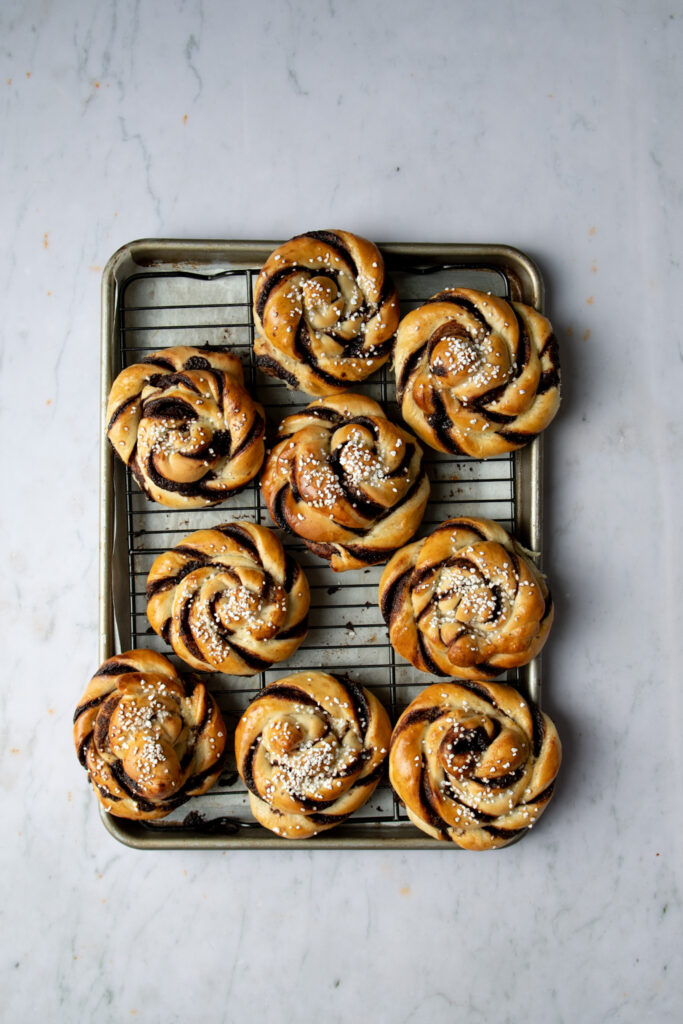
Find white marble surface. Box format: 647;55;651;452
2;0;681;1020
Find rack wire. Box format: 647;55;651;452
113;259;520;835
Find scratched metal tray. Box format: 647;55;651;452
99;239;545;849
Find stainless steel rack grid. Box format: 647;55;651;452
100;240;543;849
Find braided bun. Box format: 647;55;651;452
235;672;391;838
389;681;561;849
253;230;399;395
379;516;553;678
395;288;560;457
73;649;226;820
146;522;309;675
261;392;430;572
106;346;265;507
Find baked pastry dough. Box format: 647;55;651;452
73;649;226;820
395;288;560;457
106;346;265;507
234;672;391;838
389;681;561;849
253;230;399;395
379;516;552;678
146;522;309;675
261;392;430;572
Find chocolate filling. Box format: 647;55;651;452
483;824;525;841
391;705;443;742
530;700;546;758
426;390;468;454
227;641;272;672
275;615;309;641
417;633;447;676
255;353;300;390
139;355;176;372
338;679;370;738
379;566;413;626
214;523;260;559
183;356;211;370
106;395;138;433
303;230;357;273
146;558;205;599
250;682;324;709
177;597;206;662
92;694;121;752
73;694;108;724
497;428;536;446
230;413;264;459
456;680;499;707
418;762;450;838
283;553;299;593
94;659;130;678
142;396;198;421
146;371;201;393
397;343;426;397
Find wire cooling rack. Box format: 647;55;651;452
102;243;540;847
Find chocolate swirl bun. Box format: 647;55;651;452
146;522;310;675
379;516;553;679
253;230;400;396
395;288;560;457
261;392;430;572
73;649;226;820
389;681;561;849
235;672;391;838
106;346;265;507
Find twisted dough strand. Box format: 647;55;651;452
106;346;265;507
389;681;561;849
146;522;310;675
235;672;392;838
261;392;430;571
73;649;226;820
253;230;400;395
395;288;560;457
379;516;553;678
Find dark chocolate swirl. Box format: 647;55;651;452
235;672;391;838
389;681;561;849
261;392;430;572
146;522;310;675
106;346;265;508
253;230;399;396
395;288;560;458
379;516;553;679
73;649;226;821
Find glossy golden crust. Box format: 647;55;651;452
395;288;560;457
73;649;226;820
261;392;429;572
253;230;399;396
379;517;553;679
389;681;561;849
146;522;309;675
106;346;265;508
234;672;391;838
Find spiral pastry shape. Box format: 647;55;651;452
395;288;560;458
253;230;400;396
235;672;392;838
106;346;265;508
146;522;310;675
73;649;226;821
389;681;561;849
261;393;430;572
379;516;553;679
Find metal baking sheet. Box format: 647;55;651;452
98;239;545;849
